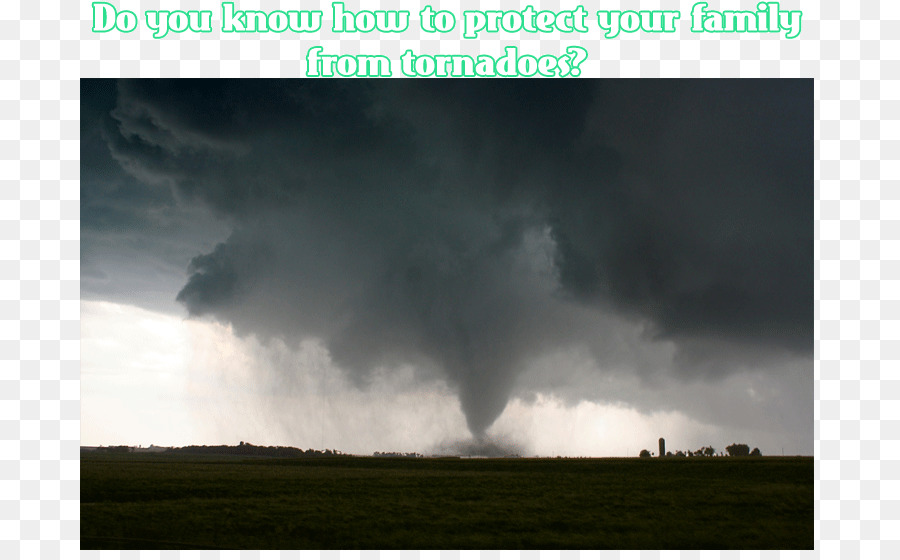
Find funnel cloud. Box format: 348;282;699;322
82;80;812;445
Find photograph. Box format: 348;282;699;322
80;79;813;550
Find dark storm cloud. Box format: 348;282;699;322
82;79;812;437
81;80;233;313
540;80;813;349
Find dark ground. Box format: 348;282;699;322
81;453;813;550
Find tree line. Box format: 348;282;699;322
166;442;346;457
639;443;762;458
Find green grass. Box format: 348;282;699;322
81;453;813;550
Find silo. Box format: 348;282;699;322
658;437;665;458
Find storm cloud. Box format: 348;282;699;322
83;79;812;439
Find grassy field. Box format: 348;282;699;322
81;453;813;550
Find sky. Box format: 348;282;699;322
81;79;813;457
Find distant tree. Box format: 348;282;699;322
675;451;685;457
726;443;750;457
750;447;762;456
639;449;651;458
703;446;715;457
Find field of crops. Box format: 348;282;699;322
81;453;813;550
